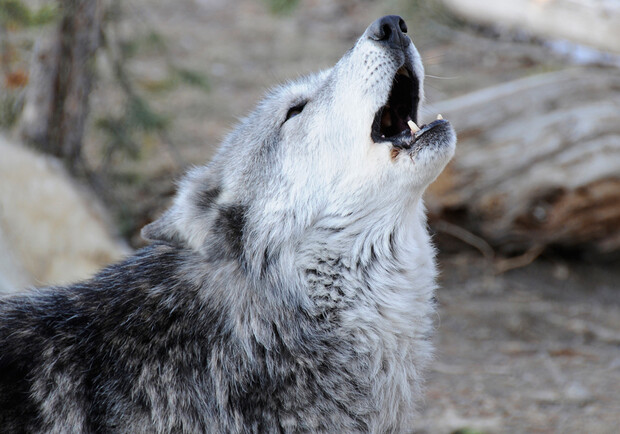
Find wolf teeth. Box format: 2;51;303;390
436;114;443;120
407;120;420;133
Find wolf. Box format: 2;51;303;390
0;15;455;433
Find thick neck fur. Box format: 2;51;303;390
141;159;438;430
212;195;437;431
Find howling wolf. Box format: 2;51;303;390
0;15;456;433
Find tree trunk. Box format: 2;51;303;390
426;68;620;255
19;0;102;171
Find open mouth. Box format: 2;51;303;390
371;65;420;147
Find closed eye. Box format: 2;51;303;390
285;101;307;122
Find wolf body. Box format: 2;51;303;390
0;16;456;433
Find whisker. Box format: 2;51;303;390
425;74;460;80
422;54;446;61
423;83;443;92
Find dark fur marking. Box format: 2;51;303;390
306;268;319;276
226;322;302;432
258;134;281;160
197;186;221;211
389;231;396;256
369;245;377;264
260;247;280;278
0;349;41;432
212;204;247;261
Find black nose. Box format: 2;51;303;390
367;15;409;48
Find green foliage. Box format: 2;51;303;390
0;0;57;27
137;68;210;94
0;0;30;26
119;39;139;59
0;1;56;131
173;67;210;92
264;0;300;16
103;0;122;23
0;92;22;128
143;30;168;52
138;76;177;93
126;96;169;132
119;30;169;57
96;95;170;162
115;201;142;241
116;29;210;94
30;4;56;25
451;429;486;434
95;117;139;158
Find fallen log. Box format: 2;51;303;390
426;68;620;255
440;0;620;55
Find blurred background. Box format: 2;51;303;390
1;0;619;432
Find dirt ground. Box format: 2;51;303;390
55;0;620;431
419;252;620;433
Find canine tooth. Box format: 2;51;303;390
436;114;443;120
407;120;420;133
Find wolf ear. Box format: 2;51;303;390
142;167;222;248
141;210;184;246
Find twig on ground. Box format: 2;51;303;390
494;244;544;274
434;220;496;260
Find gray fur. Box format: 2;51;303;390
0;16;456;433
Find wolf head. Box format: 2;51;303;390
143;16;456;280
